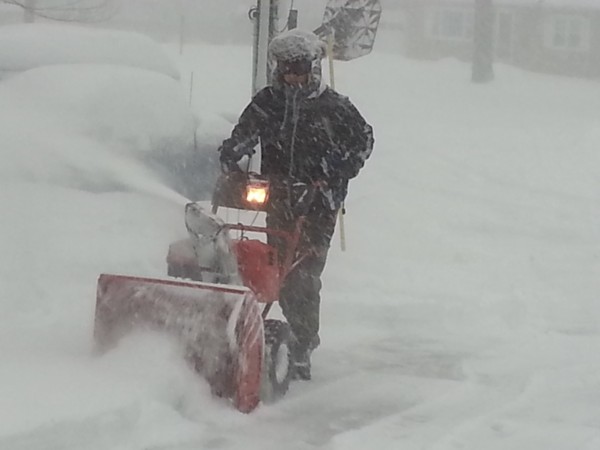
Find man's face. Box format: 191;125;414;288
283;73;309;86
279;59;311;87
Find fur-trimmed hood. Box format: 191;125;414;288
268;29;327;99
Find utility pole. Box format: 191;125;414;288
251;0;279;95
472;0;495;83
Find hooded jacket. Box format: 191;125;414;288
219;31;373;210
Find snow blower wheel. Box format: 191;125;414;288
262;319;293;402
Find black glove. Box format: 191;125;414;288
321;144;364;180
321;146;350;177
219;144;255;174
220;159;242;175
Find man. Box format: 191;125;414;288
219;29;373;380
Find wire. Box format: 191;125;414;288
249;211;261;227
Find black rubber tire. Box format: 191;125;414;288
261;319;293;402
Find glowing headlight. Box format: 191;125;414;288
246;183;269;204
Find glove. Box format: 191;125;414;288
219;144;255;174
320;146;349;177
219;144;241;174
220;159;242;175
322;147;362;180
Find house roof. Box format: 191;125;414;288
432;0;600;10
516;0;600;7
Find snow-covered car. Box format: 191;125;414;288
0;23;180;80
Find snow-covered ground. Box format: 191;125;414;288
1;23;600;450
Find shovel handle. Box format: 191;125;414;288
338;206;346;252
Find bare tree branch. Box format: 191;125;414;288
1;0;119;23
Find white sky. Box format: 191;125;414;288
0;21;599;450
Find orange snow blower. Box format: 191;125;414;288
94;172;313;413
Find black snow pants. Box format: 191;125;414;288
266;194;338;353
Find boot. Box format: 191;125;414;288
291;346;312;381
290;334;319;381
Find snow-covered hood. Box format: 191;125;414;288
268;29;327;99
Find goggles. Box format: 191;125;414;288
278;59;312;76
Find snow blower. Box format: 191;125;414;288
94;172;314;412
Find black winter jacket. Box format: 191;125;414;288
219;85;373;209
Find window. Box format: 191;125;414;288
430;8;474;41
545;15;590;52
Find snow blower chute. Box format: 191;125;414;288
94;173;313;413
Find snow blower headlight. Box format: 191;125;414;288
245;181;269;206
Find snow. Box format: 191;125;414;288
0;24;180;80
268;29;326;62
1;21;600;450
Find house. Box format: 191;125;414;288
398;0;600;79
